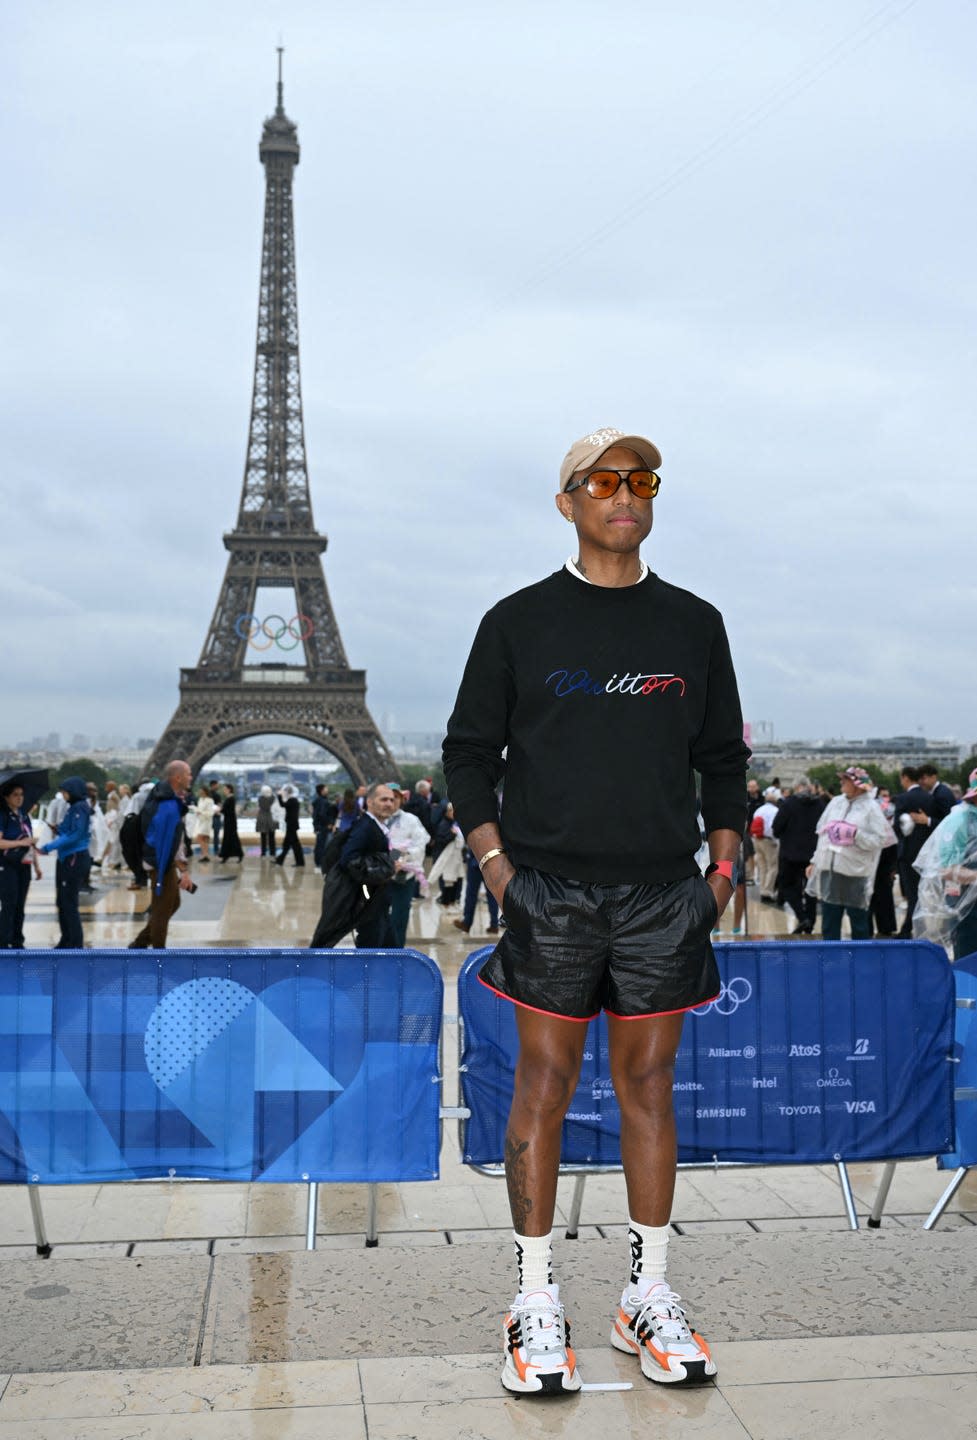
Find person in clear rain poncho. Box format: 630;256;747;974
912;768;977;961
805;766;891;941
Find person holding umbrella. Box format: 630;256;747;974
0;770;46;949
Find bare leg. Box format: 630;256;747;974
505;1008;589;1235
733;883;745;929
607;1013;685;1226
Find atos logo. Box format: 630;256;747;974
691;978;752;1017
844;1100;876;1114
789;1043;821;1058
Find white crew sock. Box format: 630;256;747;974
513;1231;553;1294
627;1219;670;1290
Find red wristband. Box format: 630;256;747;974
712;860;735;882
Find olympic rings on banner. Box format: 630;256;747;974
235;614;315;652
690;977;753;1018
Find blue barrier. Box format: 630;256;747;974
939;950;977;1172
460;940;955;1167
0;949;442;1185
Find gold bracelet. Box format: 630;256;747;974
478;847;506;872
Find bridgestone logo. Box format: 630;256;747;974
778;1105;821;1116
696;1107;747;1119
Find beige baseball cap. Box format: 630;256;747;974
559;426;663;492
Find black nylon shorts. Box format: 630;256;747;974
478;868;721;1021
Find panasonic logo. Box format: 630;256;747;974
566;1112;602;1122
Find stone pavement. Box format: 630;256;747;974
1;855;974;1438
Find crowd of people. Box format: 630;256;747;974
738;762;977;955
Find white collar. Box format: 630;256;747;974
565;556;648;585
366;810;389;835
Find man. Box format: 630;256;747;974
404;779;435;838
310;781;397;948
805;767;890;940
892;766;935;937
209;779;223;853
311;783;339;871
386;787;429;946
918;765;955;828
128;759;195;950
771;776;822;934
453;845;501;937
751;787;781;903
444;426;748;1395
38;777;91;948
743;777;762;884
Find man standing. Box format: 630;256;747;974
128;760;195;950
892;766;935;937
444;427;748;1395
310;782;397;948
772;777;822;934
38;777;91;948
751;787;781;903
918;765;955;828
312;783;338;871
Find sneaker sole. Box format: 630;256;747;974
611;1322;717;1385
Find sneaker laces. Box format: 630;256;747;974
632;1286;693;1345
509;1295;567;1356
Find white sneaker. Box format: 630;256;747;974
501;1284;581;1394
611;1281;716;1384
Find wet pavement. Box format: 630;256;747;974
1;850;975;1438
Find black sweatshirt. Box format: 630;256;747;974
443;567;750;885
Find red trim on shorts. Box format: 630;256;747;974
604;992;721;1021
476;974;599;1023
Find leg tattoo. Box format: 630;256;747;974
505;1131;533;1233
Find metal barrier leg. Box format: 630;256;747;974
365;1183;379;1247
565;1175;587;1239
28;1184;51;1258
923;1167;969;1231
835;1159;859;1230
305;1181;319;1251
867;1160;897;1228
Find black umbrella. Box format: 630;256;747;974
0;769;50;813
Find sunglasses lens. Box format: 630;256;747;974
628;471;659;497
586;470;621;498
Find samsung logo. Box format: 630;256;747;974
696;1107;747;1119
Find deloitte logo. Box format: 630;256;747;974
692;978;752;1017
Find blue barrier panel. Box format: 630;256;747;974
0;949;442;1184
939;951;977;1171
460;941;954;1166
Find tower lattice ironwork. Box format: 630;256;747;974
147;56;397;783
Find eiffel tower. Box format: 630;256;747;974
147;55;397;784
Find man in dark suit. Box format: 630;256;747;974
309;782;397;948
918;765;955;827
892;766;935;937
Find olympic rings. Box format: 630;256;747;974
691;977;753;1018
235;613;315;652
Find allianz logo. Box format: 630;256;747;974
816;1068;852;1089
779;1105;821;1116
844;1100;876;1113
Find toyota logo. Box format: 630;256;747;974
691;977;753;1017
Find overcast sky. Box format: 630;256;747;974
3;0;975;753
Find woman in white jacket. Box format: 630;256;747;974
806;766;890;940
